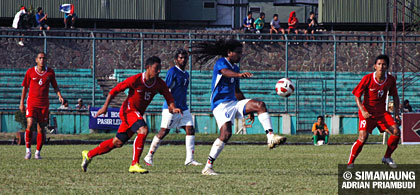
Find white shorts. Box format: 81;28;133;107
212;99;251;130
160;109;194;129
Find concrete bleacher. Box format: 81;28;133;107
114;69;420;132
0;68;106;110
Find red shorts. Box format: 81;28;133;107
358;111;396;134
118;109;146;133
26;106;49;123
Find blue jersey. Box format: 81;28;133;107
162;66;189;111
210;58;240;110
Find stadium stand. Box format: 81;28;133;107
0;68;105;111
114;69;419;132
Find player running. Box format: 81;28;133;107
144;49;202;166
81;56;181;173
20;52;64;160
347;54;401;169
192;39;287;175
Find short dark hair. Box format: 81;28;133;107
404;100;409;104
273;14;278;18
145;56;161;67
248;11;252;15
37;7;42;13
63;99;68;104
317;116;324;120
260;12;265;17
36;52;46;58
310;12;314;15
375;54;389;66
174;48;188;59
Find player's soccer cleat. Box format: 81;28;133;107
18;41;24;46
267;134;287;149
382;157;397;168
202;167;218;175
24;152;31;160
81;150;91;172
34;152;42;160
129;163;149;174
347;163;354;169
143;155;153;166
185;160;203;166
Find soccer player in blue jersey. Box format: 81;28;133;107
144;49;202;166
193;39;287;175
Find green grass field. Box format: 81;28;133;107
1;143;419;194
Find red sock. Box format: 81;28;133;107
25;129;32;149
36;132;44;151
348;139;364;165
88;138;115;158
132;134;147;166
384;135;399;158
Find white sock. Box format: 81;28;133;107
205;138;225;169
258;112;273;132
35;150;40;155
147;136;161;157
185;135;195;163
26;148;31;153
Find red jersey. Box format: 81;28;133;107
109;72;174;115
352;72;398;116
22;67;58;108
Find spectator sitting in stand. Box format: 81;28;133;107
76;98;87;110
403;100;413;112
58;100;71;110
270;14;285;40
36;7;50;31
253;12;265;39
243;11;255;33
304;12;318;40
312;116;329;145
288;11;299;35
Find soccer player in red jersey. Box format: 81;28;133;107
81;56;181;173
20;52;64;160
347;54;401;169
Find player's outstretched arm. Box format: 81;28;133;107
19;86;28;113
355;96;371;119
95;93;113;118
220;68;253;78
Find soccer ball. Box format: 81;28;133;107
275;78;295;97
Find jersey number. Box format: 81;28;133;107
184;79;187;86
144;92;151;101
38;78;43;85
360;120;366;129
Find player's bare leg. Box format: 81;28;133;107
24;117;35;160
35;122;47;159
81;131;134;172
129;126;149;174
245;100;286;148
347;130;369;169
382;125;400;168
202;122;231;175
